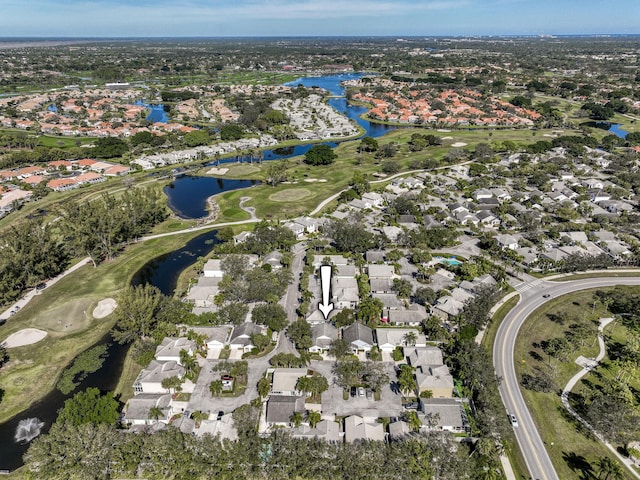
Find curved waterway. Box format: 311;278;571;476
0;228;221;472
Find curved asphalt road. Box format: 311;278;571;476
494;276;640;480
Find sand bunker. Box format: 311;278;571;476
304;178;327;183
437;129;451;133
2;328;47;348
93;298;117;319
207;167;229;175
441;136;454;140
451;142;468;148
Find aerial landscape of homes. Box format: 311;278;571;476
0;33;640;480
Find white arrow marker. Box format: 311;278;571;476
318;265;334;320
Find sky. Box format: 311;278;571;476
1;0;639;37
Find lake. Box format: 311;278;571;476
164;176;259;219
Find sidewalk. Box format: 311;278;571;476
560;318;640;479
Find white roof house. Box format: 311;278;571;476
344;415;385;443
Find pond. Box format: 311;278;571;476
164;176;259;219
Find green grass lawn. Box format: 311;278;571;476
514;288;636;479
0;228;207;424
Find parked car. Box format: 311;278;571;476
542;294;551;298
404;402;419;410
217;411;224;421
358;387;365;397
36;283;46;291
509;414;519;427
350;386;357;397
365;389;373;399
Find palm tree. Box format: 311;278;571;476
209;380;223;396
307;411;321;428
290;411;304;428
403;331;417;347
148;407;163;422
596;456;624;480
191;410;208;426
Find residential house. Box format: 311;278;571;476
420;398;466;433
292;420;341;442
309;322;339;353
229;323;265;352
233;231;252;245
266;395;306;426
154;338;196;364
361;192;384;208
332;276;359;309
271;368;308;396
432;296;465;321
344;415;385;443
133;360;193;395
494;234;519;251
203;259;224;277
342;322;374;352
263;251;283;269
388;420;412;440
415;365;454;398
386;307;427;327
123;393;173;425
375;328;426;352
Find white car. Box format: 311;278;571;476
510;414;519;428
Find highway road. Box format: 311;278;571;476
494;275;640;480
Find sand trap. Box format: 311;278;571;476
441;136;453;140
437;129;451;132
451;142;468;148
2;328;47;348
304;178;327;183
207;167;229;175
93;298;117;319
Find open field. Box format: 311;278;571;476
514;289;636;479
0;228;207;424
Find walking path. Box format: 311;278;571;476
238;196;257;220
561;317;640;479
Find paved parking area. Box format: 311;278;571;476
310;360;403;418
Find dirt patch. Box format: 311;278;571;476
2;328;47;348
93;298;117;319
269;188;311;202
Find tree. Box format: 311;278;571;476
148;407;163;421
161;376;183;394
297;374;329;397
307;410;321;428
251;333;270;351
264;160;288;187
392;278;413;298
287;319;312;350
333;360;364;389
329;338;351;359
402;410;422;431
183;129;210;147
112;284;171;344
252;303;287;331
358;136;378;152
257;377;271;397
304;145;337;166
216;301;250;325
290;411;304;427
403;331;417;347
56;387;119;426
397;365;417;397
362;362;389;392
596;456;624;480
414;287;437;306
0;346;8;369
92;137;128;158
333;309;356;328
220;124;244;141
209;380;223;396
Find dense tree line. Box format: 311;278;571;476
0;218;69;306
63;188;167;266
24;422;476;480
